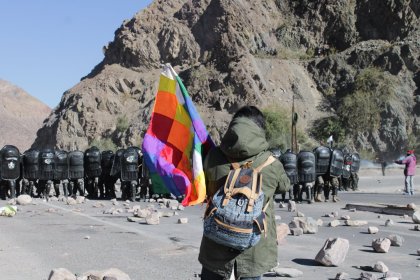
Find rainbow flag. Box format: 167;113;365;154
141;64;214;206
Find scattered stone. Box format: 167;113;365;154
323;213;335;218
368;227;379;234
0;205;17;217
279;202;286;208
127;217;143;223
66;197;77;205
84;236;90;240
373;261;389;273
111;199;119;206
145;213;160;225
289;217;318;234
417;248;420;255
48;268;76;280
412;211;420;224
360;272;378;280
177;205;185;211
46;208;57;213
166;199;179;209
123;202;130;207
384;219;394;227
296;211;305;217
344;220;368;226
349;208;356;212
275;215;281;221
316;219;324;227
49;196;59;202
290;228;303;236
340;215;350;220
332;211;339;217
270;267;303;278
385;271;402;279
178;218;188;224
92;202;105;208
407;203;416;209
16;194;32;205
162;211;175;217
377;215;383;219
288;201;296;212
8;198;16;205
372;238;391;253
81;268;131;280
329;220;340;227
75;196;85;204
403;214;409;219
414;225;420;231
335;272;349;280
387;234;404;247
134;209;152;218
276;223;290;243
315;237;349;266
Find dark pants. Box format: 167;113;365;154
201;267;261;280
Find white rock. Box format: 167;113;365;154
368;226;379;234
16;194;32;205
271;267;303;277
372;238;391;253
48;268;76;280
329;220;341;227
373;261;388;272
178;218;188;224
82;268;130;280
315;238;349;266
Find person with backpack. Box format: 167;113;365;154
199;106;290;280
395;150;417;195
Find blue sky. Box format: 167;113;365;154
0;0;153;108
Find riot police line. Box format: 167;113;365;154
0;145;154;201
272;145;361;204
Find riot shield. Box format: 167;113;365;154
54;150;69;180
84;146;102;178
279;151;298;184
101;150;114;178
329;149;344;177
351;153;361;173
39;148;55;180
121;147;139;182
22;149;39;180
297;151;316;183
0;145;21;180
314;146;331;175
269;147;282;159
68;151;84;179
110;149;124;177
342;153;352;179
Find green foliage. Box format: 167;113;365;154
310;116;346;144
263;106;291;150
407;133;420;153
90;138;117;151
116;115;129;133
358;148;375;161
339;67;396;133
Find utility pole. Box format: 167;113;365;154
291;94;298;153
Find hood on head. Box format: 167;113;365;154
220;117;269;160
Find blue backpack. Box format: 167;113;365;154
203;156;276;251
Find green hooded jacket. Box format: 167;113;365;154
198;117;290;278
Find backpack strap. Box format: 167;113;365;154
222;168;241;206
246;155;276;212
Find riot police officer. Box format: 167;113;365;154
296;150;316;203
84;146;102;199
38;148;55;198
324;148;344;202
120;147;140;202
54;150;70;197
350;152;361;190
313;145;332;202
68;150;85;196
0;145;21;199
99;150;116;199
22;149;40;196
279;149;297;202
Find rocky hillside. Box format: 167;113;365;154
0;80;51;152
32;0;419;159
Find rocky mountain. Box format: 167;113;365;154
32;0;419;159
0;80;51;152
